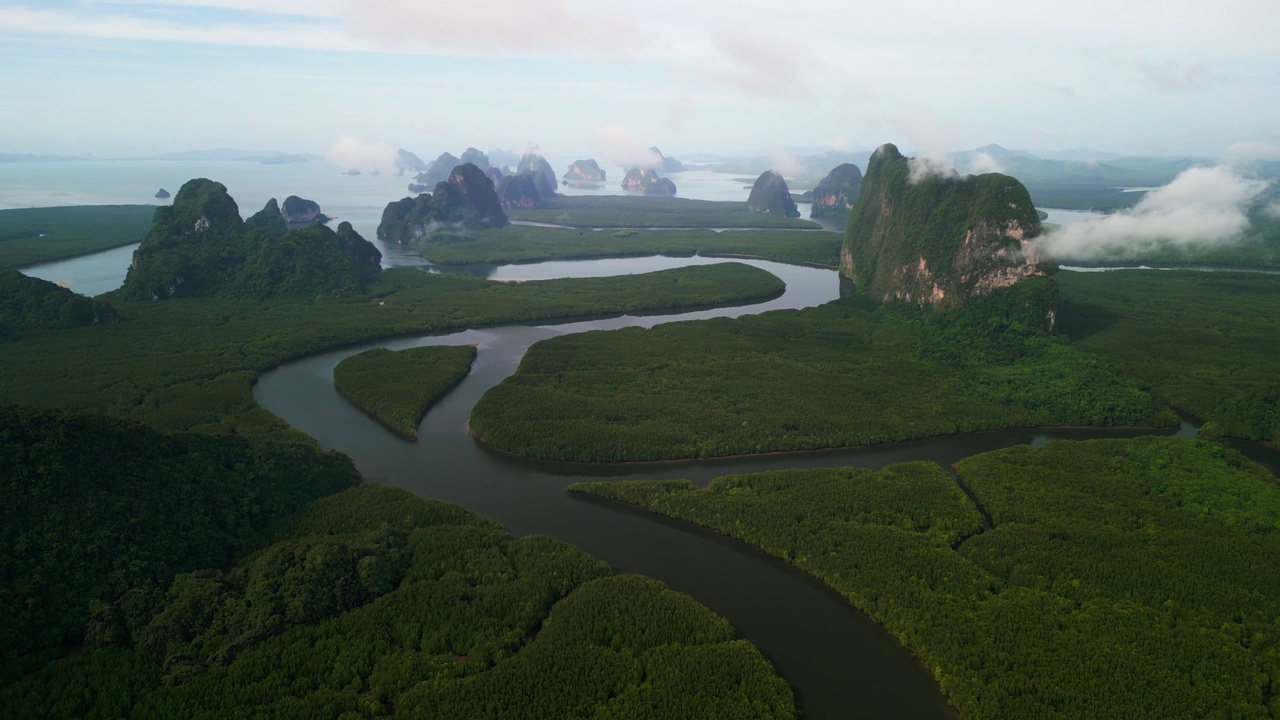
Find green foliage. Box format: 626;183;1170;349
844;143;1043;303
0;205;155;270
0;270;117;339
0;405;361;685
506;195;821;229
333;345;477;438
413;224;843;267
1058;270;1280;443
2;484;796;719
573;437;1280;719
471;290;1170;462
117;179;382;301
0;263;785;441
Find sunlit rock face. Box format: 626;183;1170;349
621;168;677;196
746;170;800;218
563;159;606;183
842;143;1045;308
810;163;863;219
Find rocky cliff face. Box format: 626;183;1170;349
621;168;677;196
746;171;800;218
415;152;462;186
497;172;545;209
650;147;685;173
810;163;863;219
841;143;1045;307
517;154;558;196
280;195;329;225
563;159;606;183
394;149;427;176
378;163;509;243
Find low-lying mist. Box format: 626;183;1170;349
1032;165;1273;261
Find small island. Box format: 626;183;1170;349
333;345;478;438
746;170;800;218
154;188;170;199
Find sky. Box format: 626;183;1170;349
3;0;1279;162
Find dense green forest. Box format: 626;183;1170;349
2;474;796;718
471;281;1172;462
506;195;820;229
0;263;783;441
117;179;382;301
1058;270;1280;444
413;225;842;268
0;405;361;686
572;436;1280;719
333;345;478;438
0;205;155;269
0;270;117;339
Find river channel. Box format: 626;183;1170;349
250;255;1233;720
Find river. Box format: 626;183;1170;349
251;255;1220;720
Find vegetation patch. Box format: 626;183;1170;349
0;205;155;270
414;225;842;268
0;263;783;441
572;436;1280;719
507;195;821;229
333;345;478;439
1059;270;1280;444
0;405;361;685
2;479;797;719
472;283;1172;462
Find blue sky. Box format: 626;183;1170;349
3;0;1279;162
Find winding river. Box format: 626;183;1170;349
248;255;1253;720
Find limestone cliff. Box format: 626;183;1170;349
621;168;677;196
842;143;1044;307
563;159;606;183
517;154;557;194
280;195;329;225
378;163;509;243
650;147;685;173
497;172;545;209
746;171;800;218
810;163;863;219
120;179;381;300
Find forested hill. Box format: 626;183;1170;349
117;179;382;300
0;269;117;340
0;408;796;719
0;404;361;684
843;143;1046;307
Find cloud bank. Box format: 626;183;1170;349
590;126;662;169
1033;165;1270;260
326;136;396;173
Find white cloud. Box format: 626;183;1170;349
590;126;662;169
907;156;960;183
666;99;695;133
336;0;648;55
1138;60;1225;93
961;152;1006;175
326;136;396;173
1223;141;1280;166
696;25;818;101
1033;165;1270;260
